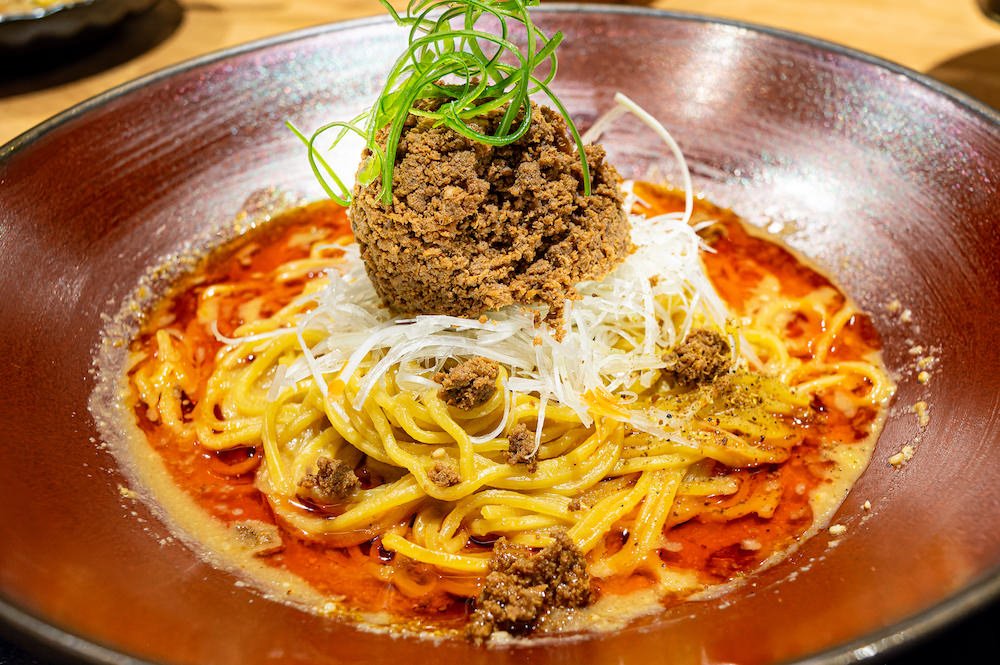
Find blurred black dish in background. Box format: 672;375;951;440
980;0;1000;22
0;0;180;97
0;0;161;47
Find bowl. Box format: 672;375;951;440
2;6;1000;665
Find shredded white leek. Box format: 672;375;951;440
216;96;732;439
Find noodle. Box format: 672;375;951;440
123;185;893;633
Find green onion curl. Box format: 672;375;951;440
289;0;592;207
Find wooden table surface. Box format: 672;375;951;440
1;0;999;144
0;2;999;664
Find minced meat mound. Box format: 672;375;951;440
506;422;538;472
434;356;499;410
350;99;631;324
662;328;732;387
428;460;461;487
466;529;593;642
298;457;359;502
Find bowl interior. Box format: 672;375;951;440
2;8;1000;665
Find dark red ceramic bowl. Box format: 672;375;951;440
2;6;1000;665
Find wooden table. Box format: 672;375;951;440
1;0;999;144
0;2;999;664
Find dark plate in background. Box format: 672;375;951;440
1;6;1000;665
0;0;156;47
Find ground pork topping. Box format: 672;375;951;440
434;356;499;410
505;422;538;472
298;457;359;502
428;460;461;487
229;520;283;556
466;529;593;642
350;99;632;325
662;328;732;387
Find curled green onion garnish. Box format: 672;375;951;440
288;0;592;207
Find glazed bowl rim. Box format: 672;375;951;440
2;5;999;664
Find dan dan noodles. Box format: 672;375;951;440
110;0;894;643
